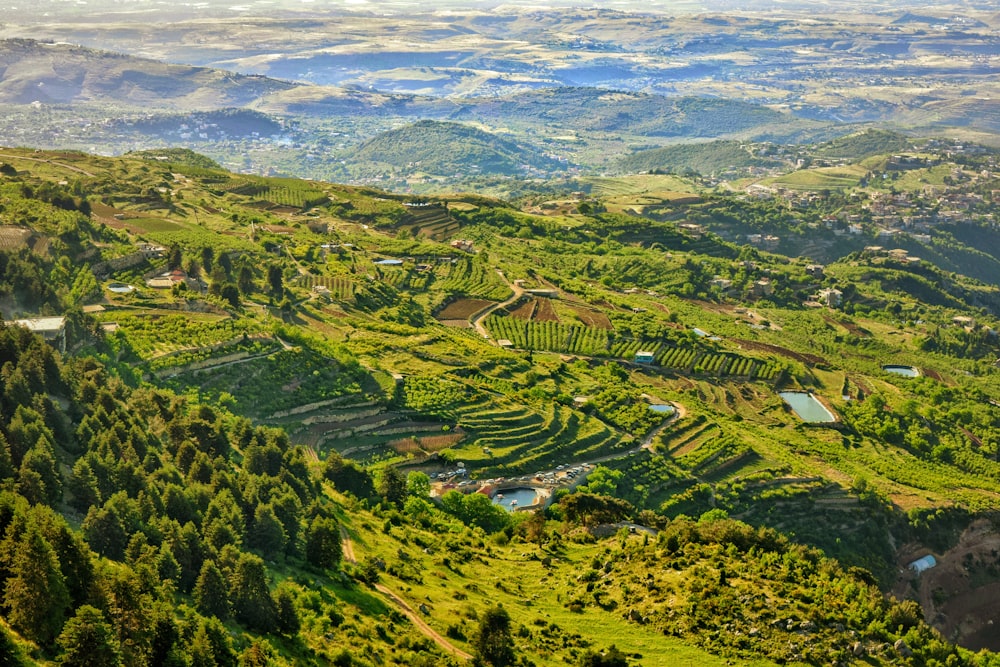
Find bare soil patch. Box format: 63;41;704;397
596;299;633;313
439;319;472;328
733;338;826;366
0;227;33;251
822;313;870;337
436;298;492;320
894;519;1000;652
533;298;559;322
261;224;296;234
690;299;737;315
569;305;613;330
389;431;465;454
508;299;537;321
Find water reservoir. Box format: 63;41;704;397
649;404;675;415
779;392;836;423
883;365;920;378
492;487;541;512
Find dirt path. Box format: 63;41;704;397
470;270;524;341
0;152;96;177
640;402;685;453
340;527;472;661
374;583;472;660
340;526;357;563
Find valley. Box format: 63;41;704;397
1;3;1000;190
1;138;1000;663
2;1;1000;665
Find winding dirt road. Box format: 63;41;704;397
340;527;472;661
470;270;524;341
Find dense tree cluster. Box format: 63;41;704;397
0;322;348;664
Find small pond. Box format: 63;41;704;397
649;404;675;415
883;365;920;378
779;391;836;423
492;487;541;512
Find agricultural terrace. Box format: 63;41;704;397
484;315;779;381
105;312;262;360
297;274;357;299
214;175;330;209
435;298;494;324
399;375;635;473
161;345;367;416
766;164;867;191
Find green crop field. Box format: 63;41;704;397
768;165;866;190
2;144;1000;667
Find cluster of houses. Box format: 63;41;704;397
743;150;999;247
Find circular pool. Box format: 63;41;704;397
492;487;541;512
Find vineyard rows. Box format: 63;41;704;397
436;258;511;301
485;315;779;381
373;265;433;292
298;274;356;299
219;178;329;209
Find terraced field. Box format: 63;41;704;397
768;164;866;191
400;204;460;240
435;297;493;321
298;274;356;299
396;375;632;472
435;257;512;300
485;315;780;380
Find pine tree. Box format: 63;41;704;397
0;431;14;480
229;554;277;633
4;526;70;645
248;504;286;556
57;605;120;667
194;560;230;620
273;585;300;636
237;639;276;667
105;569;152;666
377;467;407;507
35;513;97;609
82;506;128;561
237;266;255;296
269;491;302;556
199;618;237;667
267;265;283;298
473;606;516;667
187;625;218;667
304;516;342;570
67;458;101;512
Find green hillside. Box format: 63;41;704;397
452;88;795;138
618;139;784;176
344;120;568;177
812;129;914;161
2;147;1000;664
